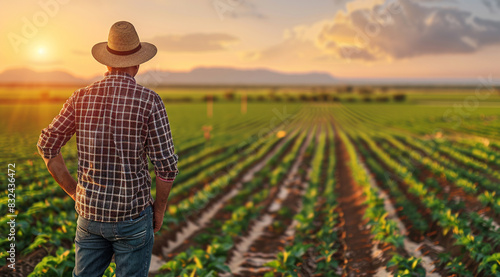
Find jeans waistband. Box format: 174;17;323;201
129;204;151;221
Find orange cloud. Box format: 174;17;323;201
150;33;239;52
318;0;500;61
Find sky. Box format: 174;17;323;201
1;0;499;79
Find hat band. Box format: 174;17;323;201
106;44;142;56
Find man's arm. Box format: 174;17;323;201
37;92;77;200
40;152;77;201
152;176;173;232
145;94;179;232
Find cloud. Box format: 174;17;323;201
482;0;500;13
244;37;319;62
317;0;500;60
242;21;329;62
243;0;500;64
212;0;266;20
150;33;239;52
223;1;266;19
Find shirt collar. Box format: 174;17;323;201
104;71;136;83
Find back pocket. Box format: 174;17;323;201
116;216;149;249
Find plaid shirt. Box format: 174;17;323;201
37;71;179;222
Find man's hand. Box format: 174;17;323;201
152;177;173;233
39;151;77;201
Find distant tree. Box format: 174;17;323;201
359;87;374;95
375;96;390;102
203;95;219;102
345;86;353;94
332;96;340;102
393;93;407;102
362;97;372;102
299;94;309;102
345;97;357;102
180;96;193;102
319;93;329;101
223;90;235;101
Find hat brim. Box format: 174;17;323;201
92;42;157;68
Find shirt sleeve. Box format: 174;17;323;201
145;94;179;182
37;93;77;159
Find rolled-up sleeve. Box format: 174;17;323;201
37;94;76;159
146;95;179;182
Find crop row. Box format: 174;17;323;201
265;123;342;276
358;131;500;276
156;126;309;276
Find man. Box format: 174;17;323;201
37;21;179;277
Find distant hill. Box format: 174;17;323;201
0;67;337;86
1;67;497;86
135;67;337;86
0;68;87;85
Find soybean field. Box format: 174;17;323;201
1;88;500;277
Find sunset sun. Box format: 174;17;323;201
29;43;54;64
37;47;46;56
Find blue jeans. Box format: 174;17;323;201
72;205;154;277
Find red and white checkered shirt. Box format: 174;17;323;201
37;71;179;222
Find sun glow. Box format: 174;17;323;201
28;43;54;64
37;47;46;56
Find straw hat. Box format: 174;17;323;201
92;21;157;68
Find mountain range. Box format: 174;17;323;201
0;67;337;86
1;67;497;86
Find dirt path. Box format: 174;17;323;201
356;136;475;276
224;130;313;276
332;125;379;277
149;131;296;275
352;136;441;277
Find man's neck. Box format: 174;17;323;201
107;66;138;77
